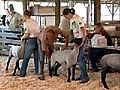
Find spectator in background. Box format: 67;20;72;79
5;4;22;30
0;9;10;26
89;23;113;72
91;23;113;46
62;8;89;83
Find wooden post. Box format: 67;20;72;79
55;0;60;27
22;0;28;12
4;0;6;9
94;0;101;24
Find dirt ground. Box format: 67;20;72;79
0;56;120;90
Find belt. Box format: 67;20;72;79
28;37;37;39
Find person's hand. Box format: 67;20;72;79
78;42;84;48
21;37;24;41
60;44;68;51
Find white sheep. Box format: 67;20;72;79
51;45;80;82
6;41;25;76
100;54;120;89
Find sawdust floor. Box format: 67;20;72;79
0;56;120;90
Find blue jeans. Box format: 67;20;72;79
20;38;40;76
77;37;89;80
89;48;107;70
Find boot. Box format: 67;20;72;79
38;52;45;80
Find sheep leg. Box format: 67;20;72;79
48;60;52;77
6;55;13;71
67;67;71;82
17;61;20;70
72;64;76;81
12;58;20;76
52;61;61;76
51;62;56;76
101;70;109;89
47;45;54;77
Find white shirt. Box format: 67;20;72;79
24;19;41;38
59;17;71;38
59;17;70;32
70;14;85;38
91;34;107;48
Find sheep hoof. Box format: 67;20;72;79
49;73;52;77
93;68;100;72
105;87;109;90
72;78;75;81
53;74;59;77
5;68;8;71
67;79;71;82
104;85;109;89
12;73;16;76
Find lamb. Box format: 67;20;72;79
50;45;79;82
5;40;25;76
100;54;120;89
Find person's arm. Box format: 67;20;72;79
21;33;29;40
58;27;69;45
77;27;86;47
57;27;69;50
77;15;86;47
21;22;30;40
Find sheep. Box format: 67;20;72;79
5;40;25;76
50;45;80;82
100;54;120;89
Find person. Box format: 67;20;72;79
62;8;89;83
59;16;73;42
91;23;113;46
0;9;10;26
19;10;41;77
5;4;22;30
89;23;113;72
38;26;69;80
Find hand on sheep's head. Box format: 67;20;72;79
60;44;68;51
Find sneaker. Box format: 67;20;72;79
93;68;100;72
80;78;89;83
38;75;45;80
75;77;80;81
19;74;25;77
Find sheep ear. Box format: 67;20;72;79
64;61;67;64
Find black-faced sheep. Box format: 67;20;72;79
100;54;120;89
5;41;25;76
50;45;79;82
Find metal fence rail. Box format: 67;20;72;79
0;27;22;55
